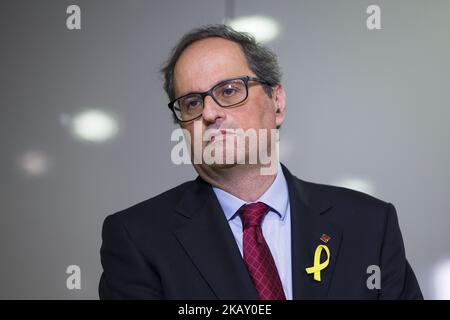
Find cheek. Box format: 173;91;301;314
181;123;200;146
231;95;275;129
253;98;277;128
234;111;272;131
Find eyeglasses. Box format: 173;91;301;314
168;76;271;122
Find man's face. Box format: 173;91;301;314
173;37;286;169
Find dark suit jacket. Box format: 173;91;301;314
99;164;423;299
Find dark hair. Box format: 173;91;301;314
160;24;282;122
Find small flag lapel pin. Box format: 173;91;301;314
320;233;331;243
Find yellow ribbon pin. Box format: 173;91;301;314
305;244;330;282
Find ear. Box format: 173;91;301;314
272;84;286;128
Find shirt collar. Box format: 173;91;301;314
212;162;289;222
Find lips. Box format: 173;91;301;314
208;129;234;143
210;129;225;142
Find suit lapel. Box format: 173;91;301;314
282;164;343;299
173;165;343;300
173;177;258;299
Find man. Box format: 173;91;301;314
99;24;423;299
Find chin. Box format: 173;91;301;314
206;163;238;170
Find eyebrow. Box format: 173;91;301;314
177;76;244;98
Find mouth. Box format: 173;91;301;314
209;129;235;144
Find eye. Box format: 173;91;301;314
222;87;237;97
222;88;236;97
188;100;201;108
180;96;202;110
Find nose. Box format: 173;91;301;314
202;95;226;124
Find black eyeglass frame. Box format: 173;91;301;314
167;75;271;122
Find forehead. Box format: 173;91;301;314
173;37;252;96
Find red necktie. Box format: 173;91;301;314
238;202;286;300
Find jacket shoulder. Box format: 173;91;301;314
294;177;397;247
293;176;393;222
306;179;388;207
103;179;195;232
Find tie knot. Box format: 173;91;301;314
238;202;270;229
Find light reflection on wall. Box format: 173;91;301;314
228;15;280;43
19;150;50;177
333;177;376;196
64;109;119;143
432;259;450;299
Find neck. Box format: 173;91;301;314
194;162;279;202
